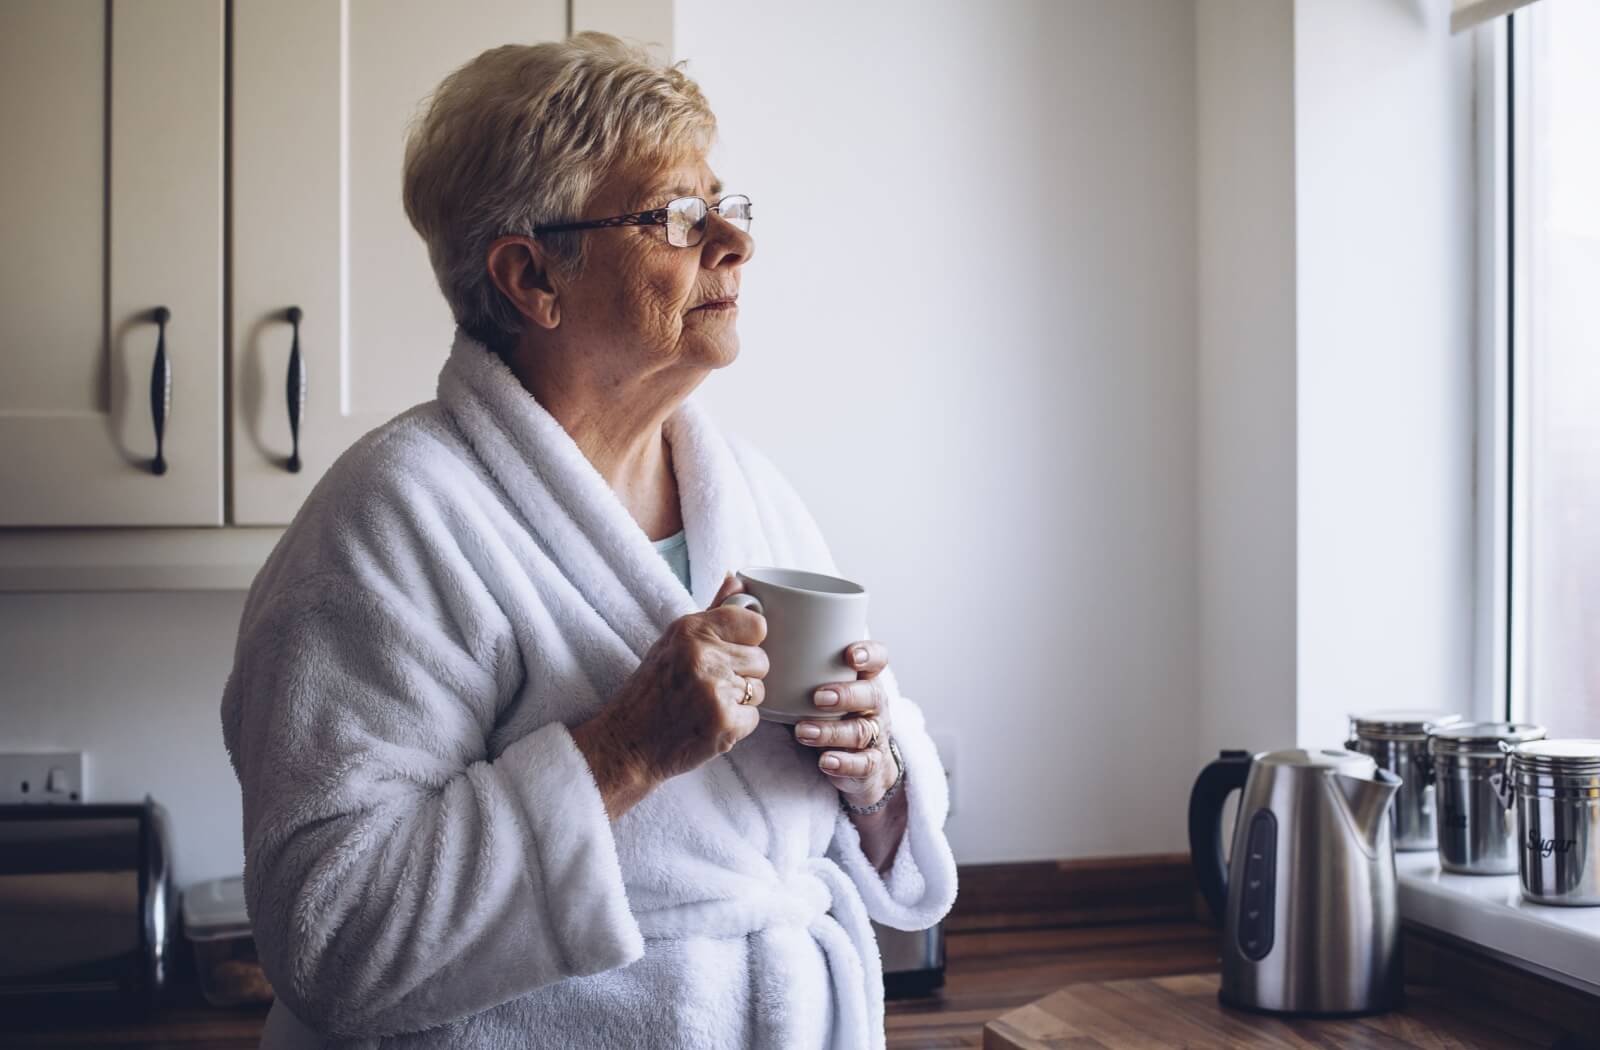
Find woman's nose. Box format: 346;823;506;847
700;214;754;269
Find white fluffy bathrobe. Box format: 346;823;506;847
221;330;959;1049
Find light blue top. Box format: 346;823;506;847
652;527;690;592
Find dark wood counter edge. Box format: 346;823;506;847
948;853;1201;932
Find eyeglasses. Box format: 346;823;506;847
532;194;752;248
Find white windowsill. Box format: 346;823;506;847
1397;851;1600;996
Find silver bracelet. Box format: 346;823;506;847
841;735;904;817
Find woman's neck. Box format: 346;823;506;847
506;344;697;541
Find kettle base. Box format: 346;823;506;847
1218;989;1404;1020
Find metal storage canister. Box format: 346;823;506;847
1503;739;1600;906
1429;722;1545;874
1348;710;1462;852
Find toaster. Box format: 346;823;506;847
0;798;174;1015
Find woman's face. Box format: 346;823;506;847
555;153;754;377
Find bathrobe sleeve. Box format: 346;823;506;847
824;667;960;931
725;432;960;931
222;552;644;1037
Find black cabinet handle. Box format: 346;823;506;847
149;306;172;476
285;306;305;473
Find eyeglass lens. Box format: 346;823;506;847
665;196;752;247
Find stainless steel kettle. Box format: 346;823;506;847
1188;748;1403;1016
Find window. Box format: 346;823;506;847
1505;1;1600;733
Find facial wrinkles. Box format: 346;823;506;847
569;159;731;372
614;234;691;361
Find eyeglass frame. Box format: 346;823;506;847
531;194;752;248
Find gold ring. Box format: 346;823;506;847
740;676;755;705
864;718;881;747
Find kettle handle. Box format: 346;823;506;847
1188;750;1252;925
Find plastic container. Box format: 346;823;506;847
183;876;273;1006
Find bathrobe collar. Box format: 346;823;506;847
436;328;775;658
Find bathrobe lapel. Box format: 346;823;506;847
436;332;772;653
435;333;812;852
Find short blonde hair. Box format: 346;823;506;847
402;33;716;355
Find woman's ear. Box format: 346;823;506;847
486;236;561;330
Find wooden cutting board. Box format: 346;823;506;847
982;972;1568;1048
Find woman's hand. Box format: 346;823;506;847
793;640;900;807
572;573;768;819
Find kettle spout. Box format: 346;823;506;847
1332;768;1402;853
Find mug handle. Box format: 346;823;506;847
720;593;764;616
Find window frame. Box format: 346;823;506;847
1400;12;1600;998
1473;13;1533;724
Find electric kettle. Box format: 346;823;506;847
1188;748;1403;1016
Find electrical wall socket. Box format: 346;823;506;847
929;731;957;818
0;752;86;804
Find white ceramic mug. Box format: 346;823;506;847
718;566;869;724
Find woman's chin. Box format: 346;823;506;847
679;332;741;370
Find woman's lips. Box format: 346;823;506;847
690;299;737;312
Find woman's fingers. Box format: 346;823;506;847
811;677;885;714
707;603;767;647
726;642;769;680
843;639;889;677
794;715;882;750
723;672;766;708
818;745;883;784
709;571;745;608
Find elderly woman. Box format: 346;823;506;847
221;32;956;1050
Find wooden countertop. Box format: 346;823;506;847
4;921;1594;1048
983;972;1566;1049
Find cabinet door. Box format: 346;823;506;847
230;0;566;525
0;0;224;526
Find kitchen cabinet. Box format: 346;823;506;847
0;0;671;582
230;0;565;524
0;0;224;527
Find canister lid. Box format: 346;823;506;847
1516;739;1600;758
183;875;254;942
1510;738;1600;778
1429;721;1547;755
1349;709;1463;740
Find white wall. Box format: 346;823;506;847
1194;0;1298;764
677;0;1201;862
1190;0;1479;761
1293;0;1478;747
0;592;249;885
